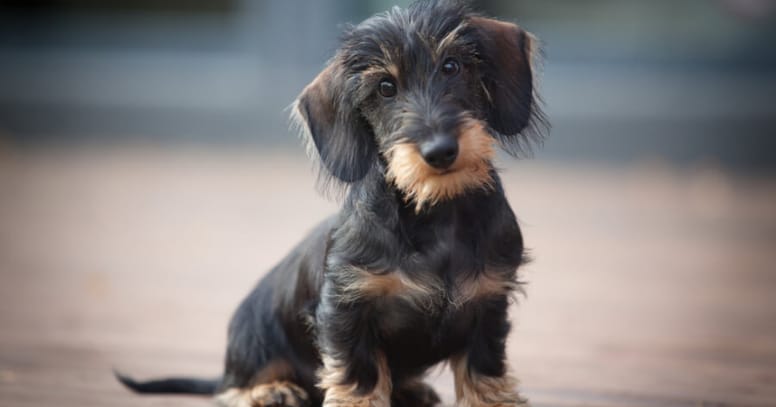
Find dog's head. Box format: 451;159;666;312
293;0;546;210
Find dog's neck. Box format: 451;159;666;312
344;165;504;242
332;165;522;279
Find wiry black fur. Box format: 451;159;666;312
116;1;547;406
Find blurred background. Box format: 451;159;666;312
1;0;775;166
1;1;775;406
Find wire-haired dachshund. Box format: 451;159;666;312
116;0;547;405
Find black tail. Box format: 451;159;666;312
114;370;219;395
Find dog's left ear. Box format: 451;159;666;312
294;59;376;184
469;16;544;148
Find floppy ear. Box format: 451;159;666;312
470;17;545;151
293;59;376;184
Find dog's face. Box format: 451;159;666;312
294;0;544;210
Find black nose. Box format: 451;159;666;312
420;135;459;170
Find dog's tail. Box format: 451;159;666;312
114;370;219;395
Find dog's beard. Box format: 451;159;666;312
386;119;495;212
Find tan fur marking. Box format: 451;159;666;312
216;388;253;407
480;80;494;103
216;380;309;407
318;353;391;407
388;65;399;80
215;359;304;407
454;271;520;307
450;354;526;407
435;22;467;57
386;119;495;211
361;64;400;81
251;381;309;406
339;267;443;310
379;44;397;66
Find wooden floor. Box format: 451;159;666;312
1;147;775;407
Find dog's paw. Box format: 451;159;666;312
249;381;310;407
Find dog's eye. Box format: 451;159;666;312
441;58;460;76
378;79;397;98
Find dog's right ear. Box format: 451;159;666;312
293;59;376;184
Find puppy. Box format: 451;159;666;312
116;0;546;406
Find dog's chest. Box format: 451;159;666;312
364;262;511;322
350;266;515;311
373;282;487;373
367;230;519;368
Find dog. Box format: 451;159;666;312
116;0;546;406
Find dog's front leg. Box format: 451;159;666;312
318;351;391;407
315;286;392;407
451;297;528;407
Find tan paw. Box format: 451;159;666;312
250;381;310;407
